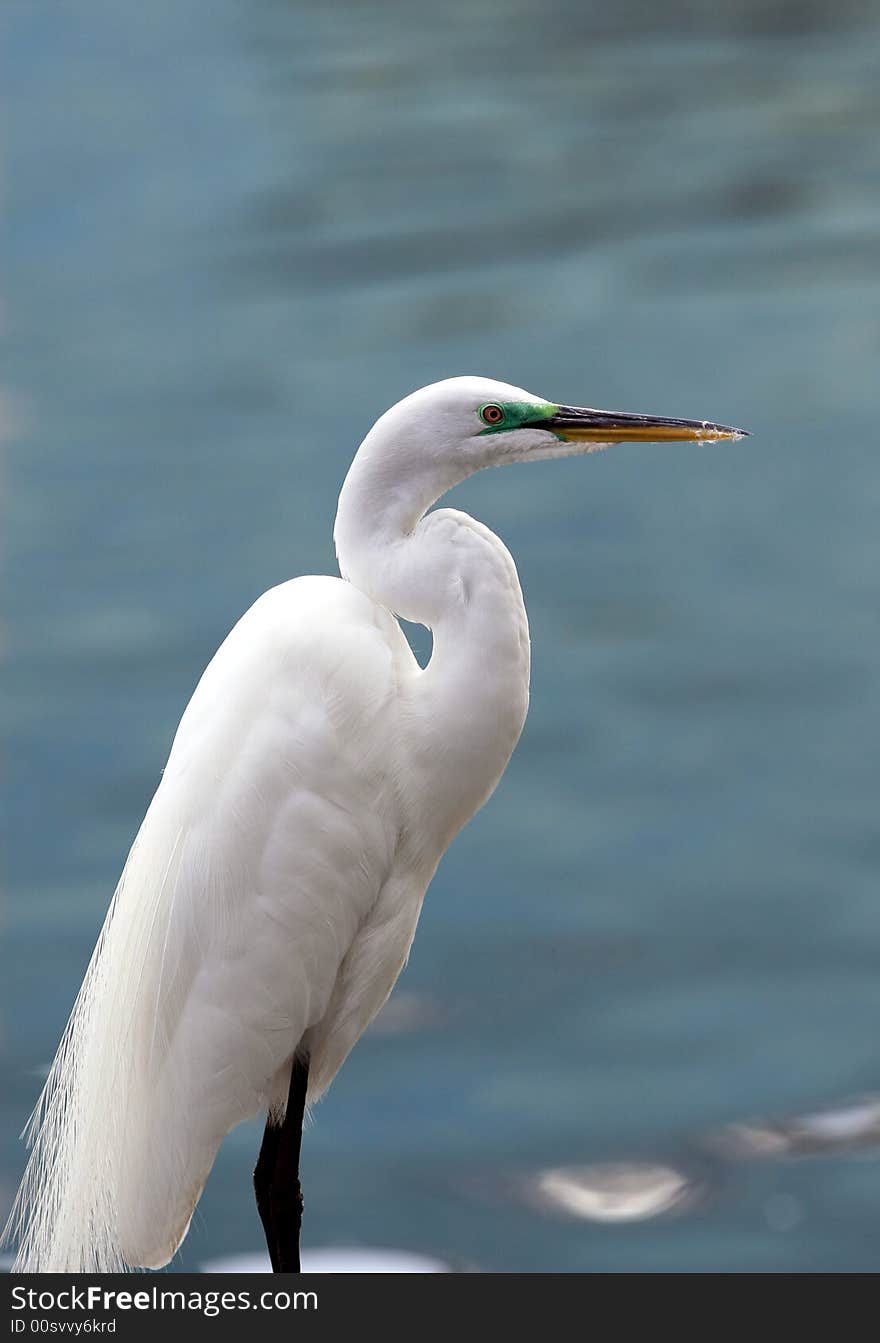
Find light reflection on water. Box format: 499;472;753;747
525;1163;700;1224
2;0;880;1272
201;1248;449;1274
716;1095;880;1159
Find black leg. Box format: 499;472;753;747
272;1052;309;1273
253;1052;310;1274
254;1115;282;1272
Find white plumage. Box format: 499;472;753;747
5;377;742;1272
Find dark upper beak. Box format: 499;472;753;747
531;405;749;444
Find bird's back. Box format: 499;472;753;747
7;576;419;1271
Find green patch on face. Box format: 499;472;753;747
477;400;559;435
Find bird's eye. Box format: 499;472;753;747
480;404;505;426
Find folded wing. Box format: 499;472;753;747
7;576;411;1271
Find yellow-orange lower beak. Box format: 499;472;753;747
536;405;748;444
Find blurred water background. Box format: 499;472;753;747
3;0;880;1273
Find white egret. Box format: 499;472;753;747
4;377;745;1273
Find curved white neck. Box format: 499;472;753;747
335;449;530;849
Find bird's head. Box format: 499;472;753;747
336;376;748;581
361;374;747;481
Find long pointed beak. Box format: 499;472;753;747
536;405;748;443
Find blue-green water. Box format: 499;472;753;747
3;0;880;1272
